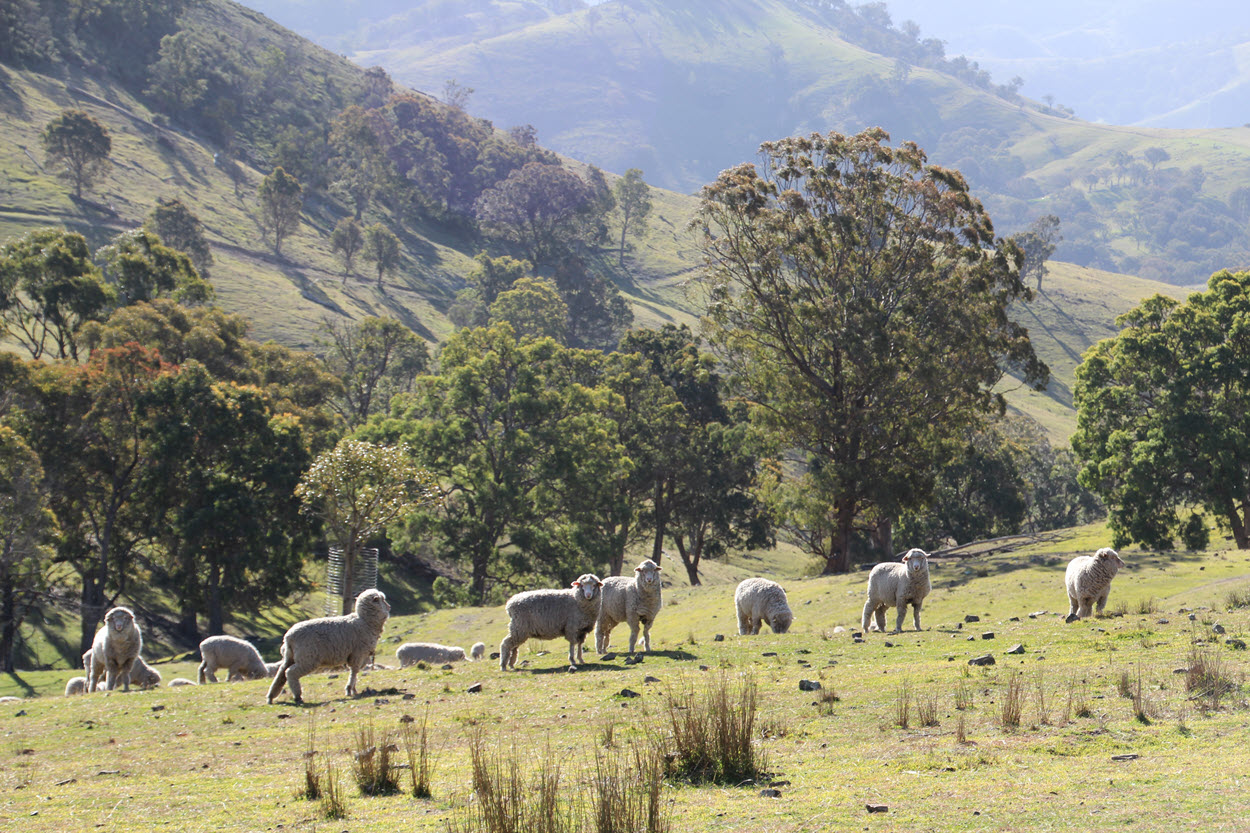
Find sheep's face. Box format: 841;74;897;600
635;560;661;588
572;574;604;601
105;608;134;632
770;611;793;634
356;589;391;620
902;549;929;575
1096;548;1125;572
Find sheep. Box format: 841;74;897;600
734;577;793;635
88;606;142;692
266;588;391;705
499;574;603;671
168;678;197;687
127;656;162;690
198;635;270;684
862;548;932;634
595;558;663;654
1065;547;1126;622
65;676;88;696
396;642;467;666
470;641;486;661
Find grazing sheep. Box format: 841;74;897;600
500;574;603;671
595;558;663;654
1065;547;1126;621
65;676;88;696
396;642;467;666
169;678;197;687
127;656;162;690
266;588;391;705
88;607;143;692
470;642;486;661
198;635;270;684
735;578;793;635
862;548;932;634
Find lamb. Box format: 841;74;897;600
862;548;932;634
87;606;143;692
65;676;88;696
470;641;486;661
734;577;793;635
127;656;162;689
1065;547;1126;622
168;678;197;687
595;558;663;654
396;642;467;666
198;634;270;684
499;574;603;671
266;588;391;705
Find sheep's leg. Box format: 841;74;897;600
892;603;905;634
912;602;923;631
266;658;292;704
1095;592;1109;614
120;662;133;692
751;617;762;635
595;621;612;654
1077;597;1093;619
640;616;652;652
345;666;358;698
499;636;515;671
874;606;887;633
1067;594;1080;619
861;600;875;632
738;612;752;635
627;617;640;653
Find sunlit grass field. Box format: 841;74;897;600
5;525;1250;831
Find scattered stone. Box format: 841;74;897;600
467;683;483;693
1156;619;1170;625
713;634;725;642
567;665;578;673
374;698;390;705
1008;616;1020;622
1111;754;1140;762
54;778;76;787
969;654;996;667
770;779;791;787
490;652;501;660
866;804;889;813
151;705;165;712
644;675;661;683
402;693;416;701
1029;611;1048;619
441;663;454;670
1006;644;1025;655
618;688;641;699
832;626;846;634
760;788;782;798
1213;624;1226;634
964;615;980;623
1065;613;1080;624
883;641;894;648
601;653;617;661
762;652;778;657
624;656;642;666
798;679;822;692
850;632;863;639
1172;667;1189;675
276;713;292;720
699;665;709;671
399;714;415;724
1188;613;1198;621
797;648;810;654
981;632;995;640
967;636;975;641
1227;639;1247;650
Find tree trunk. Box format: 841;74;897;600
673;530;702;586
1;571;16;673
651;478;669;564
208;561;224;636
1229;498;1250;550
176;605;199;644
79;571;107;655
871;517;894;562
822;501;856;574
340;540;357;616
608;519;630;577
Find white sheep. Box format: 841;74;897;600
65;676;88;696
470;641;486;661
198;635;270;684
734;577;793;635
396;642;467;666
88;606;142;692
499;574;603;671
1065;547;1126;621
127;656;162;690
862;548;932;634
595;558;663;653
266;588;391;705
168;678;197;687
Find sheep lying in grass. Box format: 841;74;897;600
470;641;486;661
862;548;932;634
127;656;162;690
169;678;197;687
500;574;603;671
88;607;142;692
266;588;391;705
1065;547;1126;622
198;635;270;684
396;642;467;666
735;578;793;635
65;676;88;696
596;558;663;653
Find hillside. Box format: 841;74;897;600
321;0;1250;285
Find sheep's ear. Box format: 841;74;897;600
570;580;580;588
902;552;912;562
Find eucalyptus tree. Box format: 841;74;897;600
693;127;1048;573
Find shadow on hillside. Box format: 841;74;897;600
1;672;35;697
525;649;698;674
0;67;28;120
280;263;348;314
933;548;1209;593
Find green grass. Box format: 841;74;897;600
6;528;1250;830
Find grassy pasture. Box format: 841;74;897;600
5;527;1250;831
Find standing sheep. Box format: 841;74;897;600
595;558;663;654
734;578;793;635
1065;547;1126;621
396;642;467;666
198;635;270;684
266;588;391;705
87;607;142;692
499;574;603;671
470;641;486;661
862;548;932;634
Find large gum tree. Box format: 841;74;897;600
693;127;1048;573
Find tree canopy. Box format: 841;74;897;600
693;127;1048;572
41;109;111;199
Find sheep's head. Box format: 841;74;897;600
634;559;662;588
355;589;391;623
105;607;135;632
770;609;793;634
571;574;603;601
1095;547;1125;574
902;548;930;575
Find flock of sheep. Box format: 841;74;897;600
62;547;1126;702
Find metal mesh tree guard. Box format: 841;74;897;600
325;546;379;616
